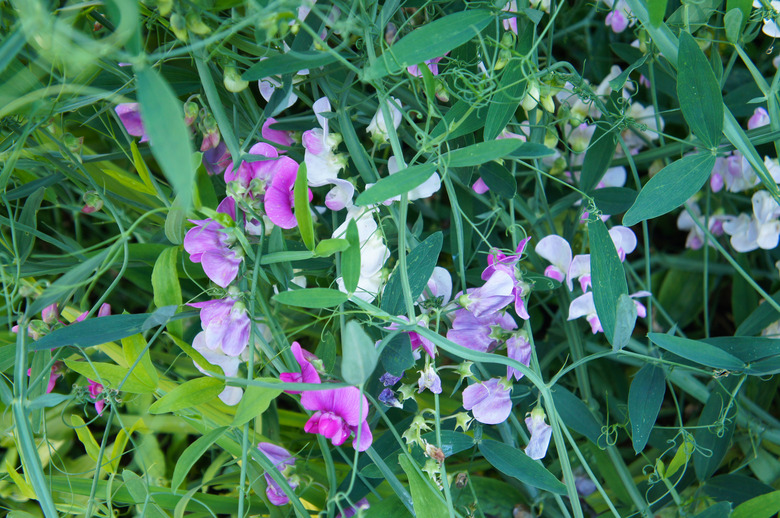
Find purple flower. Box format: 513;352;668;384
378;388;402;408
748;107;770;130
459;270;515;318
279;342;321;394
524;407;552;460
301;386;373;451
257;442;297;506
87;379;106;415
462;378;513;425
417;364;442;394
447;309;517;353
380;372;402;387
407;55;446;77
184;200;243;288
336;498;370;518
115;103;149;142
189;297;250;356
386;316;436;358
480;237;533;319
506;332;532;381
203;141;231;176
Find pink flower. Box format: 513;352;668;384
472;177;490;194
279;342;321;394
386;316;436;358
115;103;149;142
506;332;532;381
257;442;297;506
748;107;770;130
189;298;250;357
184;201;243;288
407;55;446;77
524;407;552;459
605;9;628;32
301;386;373;451
502;1;518;34
87;379;105;415
264;160;303;229
535;235;572;284
462;378;513;425
262;118;294;149
568;291;650;334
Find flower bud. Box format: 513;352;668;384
521;81;540;111
223;65;249;93
170;13;188;42
186;12;211;35
42;304;59;325
183;101;199;126
82;191;103;214
157;0;173;16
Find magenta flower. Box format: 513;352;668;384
87;379;106;415
386;316;436;358
115;103;149;142
257;442;297;506
447;309;517;353
524;407;552;460
189;297;250;357
472;177;490;194
301;386;373;451
462;377;513;425
262;118;295;149
279;342;321;394
264;160;301;229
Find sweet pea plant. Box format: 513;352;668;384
4;0;780;516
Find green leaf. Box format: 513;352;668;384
609;54;650;91
272;288;348;308
398;455;450;518
736;290;780;336
355;163;438;206
430;99;487;141
171;426;228;491
122;333;159;390
588;218;628;343
64;360;156;394
694;502;733;518
315;238;349;257
478;439;567;494
706;474;775;506
484;59;526;141
30;307;192;351
28;248;110;315
508;142;556;159
242;51;340;81
694;377;739;480
342;219;361;294
580;125;617;193
294;162;315;250
381;232;443;316
551;386;604;445
232;383;283;427
364;10;493;80
122;470;168;518
27;393;71;410
592;187;637;215
724;9;743;43
380;333;414;377
628;364;666;453
71;415;101;462
623;153;716;226
18;187;45;263
135;65;195;210
647;333;746;371
341;320;379;386
726;0;753;40
148;377;223;414
649;0;669;26
612;293;638;350
151;246;182;337
337;104;378;184
442;139;525;168
315;331;337;373
165;195;188;245
677;32;724;148
477;162;516;198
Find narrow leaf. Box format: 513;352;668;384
628;364;666;453
243;51;340;81
442;139;525;167
484;59;526;141
171;427;228;491
588;218;628;343
612;293;638;350
342;219;361;293
356;163;438;206
648;333;746;371
272;288;348;308
677;31;724;148
479;439;567;494
478;162;516;198
148;377;224;414
294;162;315;250
580;125;617;193
315;238;349;257
151;246;182;337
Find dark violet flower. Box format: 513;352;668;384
203;141;231;176
380;372;402;387
115;103;149;142
378;388;402;408
336;498;370;518
279;342;321;394
462;377;512;425
301;386;373;451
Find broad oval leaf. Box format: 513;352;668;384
479;439;567;494
588;218;628;344
364;10;493;80
380;333;414;377
356;163;438;206
64;360;156;394
551;386;604;445
151;246;182;337
677;31;724;148
732;491;780;518
592;187;637;215
629;364;666;454
623;153;716;226
442;139;525;168
341;320;379;386
135;66;195;210
381;232;443;316
148;377;224;414
648;332;746;371
272;288;348;308
171;426;228;491
612;293;638;350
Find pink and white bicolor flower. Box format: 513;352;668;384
568;290;651;334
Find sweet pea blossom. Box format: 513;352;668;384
506;330;532;381
334;207;390;302
279;342;321;394
184;199;243;288
419;266;453;308
87;379;106;415
367;97;402;143
303;97;353;209
676;201;728;250
535;235;572;284
524;407;552;460
189;297;250;357
462;377;513;425
262;117;294;149
301;386;373;451
748;107;771;130
386;316;436;358
472;177;490;194
477;237;534;319
568;291;650;334
115;103;149;142
723;190;780;252
407;55;446;77
257;442;298;506
192;331;243;405
447;309;517;352
417;364;442;394
603;0;634;33
336;498;370;518
753;1;780;38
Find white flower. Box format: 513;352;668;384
333;207;390;302
369;156;441;205
753;1;780;37
723;190;780;252
367;97;403;143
